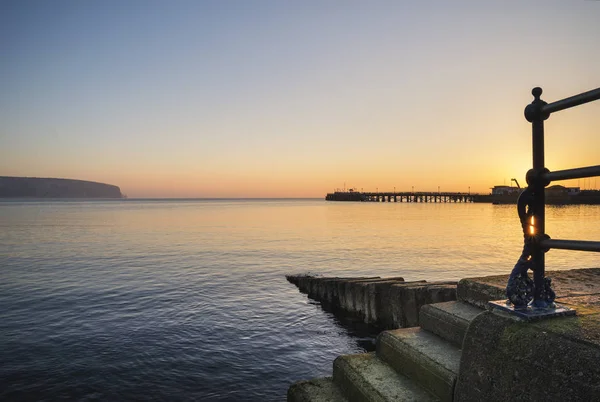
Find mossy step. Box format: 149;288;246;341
333;353;438;402
377;328;460;402
287;377;348;402
419;301;483;347
456;276;506;308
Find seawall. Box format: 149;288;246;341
286;274;457;329
287;268;600;401
455;268;600;401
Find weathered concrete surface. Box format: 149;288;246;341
286;274;457;329
288;268;600;402
420;301;483;347
377;328;461;402
455;267;600;401
362;280;426;328
455;310;600;401
457;267;600;308
388;282;457;328
332;353;437;402
360;280;416;324
286;275;380;298
339;278;404;314
287;377;347;402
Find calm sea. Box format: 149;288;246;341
1;199;599;401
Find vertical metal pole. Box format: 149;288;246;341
525;87;550;307
531;119;546;306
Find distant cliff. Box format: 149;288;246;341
0;176;123;198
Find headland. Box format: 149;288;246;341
0;176;123;198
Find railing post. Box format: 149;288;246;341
493;86;599;319
524;87;551;308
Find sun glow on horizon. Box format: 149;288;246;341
1;2;599;198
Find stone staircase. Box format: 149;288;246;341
288;300;483;401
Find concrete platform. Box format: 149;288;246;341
488;300;576;321
457;268;600;312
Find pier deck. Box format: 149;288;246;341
326;191;476;203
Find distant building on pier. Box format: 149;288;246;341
491;185;521;196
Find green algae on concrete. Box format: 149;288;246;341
458;268;600;308
455;309;600;401
287;377;347;402
288;268;600;401
419;301;483;347
333;353;437;402
455;267;600;400
377;327;461;402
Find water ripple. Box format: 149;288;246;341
1;200;598;400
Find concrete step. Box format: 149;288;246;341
419;301;483;347
376;328;461;402
457;275;506;308
333;353;438;402
386;282;457;329
287;377;348;402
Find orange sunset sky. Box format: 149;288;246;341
1;1;599;198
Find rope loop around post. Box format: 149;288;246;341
507;188;539;308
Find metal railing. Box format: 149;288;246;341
522;86;600;308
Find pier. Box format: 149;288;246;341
326;191;476;203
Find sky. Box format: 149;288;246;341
1;1;599;198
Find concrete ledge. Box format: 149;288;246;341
287;274;457;329
455;310;600;401
375;281;426;328
457;275;505;308
389;282;457;328
457;268;600;308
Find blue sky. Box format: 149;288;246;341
1;1;599;197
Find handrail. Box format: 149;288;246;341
544;165;600;182
540;239;600;253
506;87;600;310
542;87;600;115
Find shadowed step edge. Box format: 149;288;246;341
333;353;438;402
377;328;460;402
287;377;348;402
419;301;484;347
